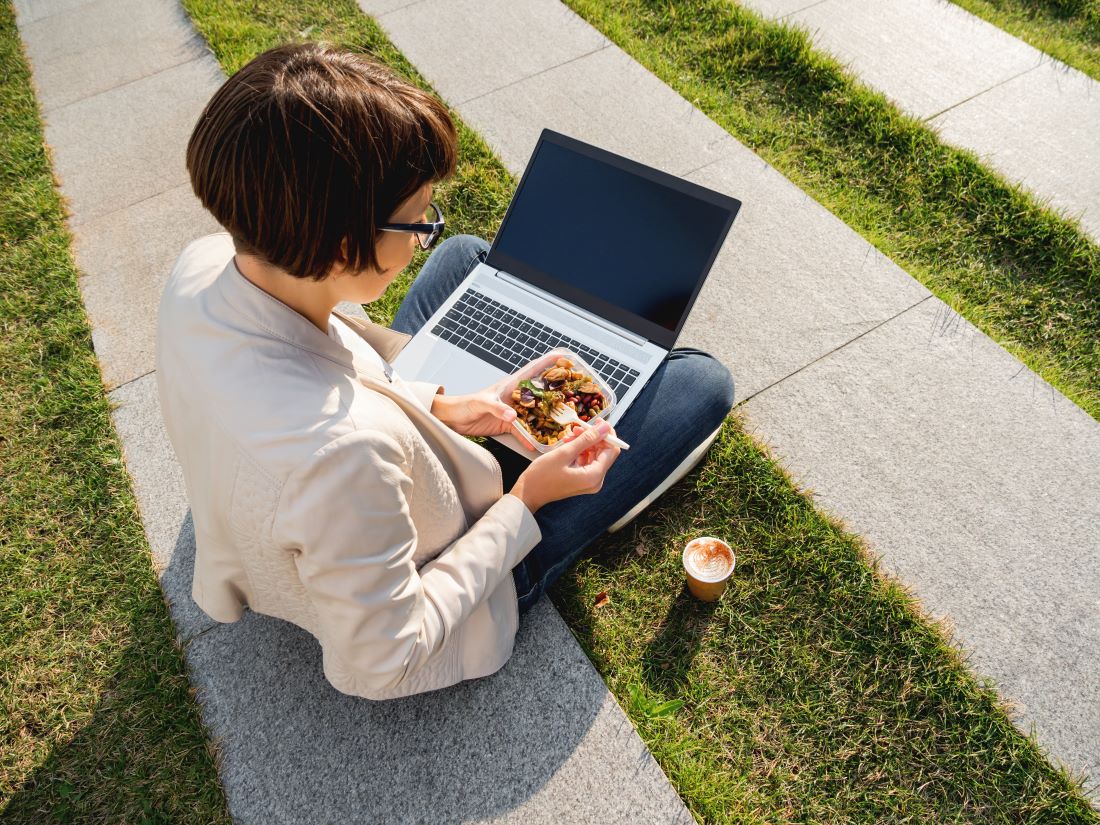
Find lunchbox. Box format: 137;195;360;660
499;348;618;453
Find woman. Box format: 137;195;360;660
157;42;733;700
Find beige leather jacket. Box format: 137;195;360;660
156;233;541;700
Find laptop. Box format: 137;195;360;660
393;129;742;456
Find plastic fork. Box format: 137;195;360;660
550;404;630;450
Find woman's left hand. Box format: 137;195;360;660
431;380;528;442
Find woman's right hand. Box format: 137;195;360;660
509;420;621;514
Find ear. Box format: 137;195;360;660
328;236;352;279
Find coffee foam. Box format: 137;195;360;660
684;538;733;582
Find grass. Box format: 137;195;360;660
179;0;1100;821
0;1;231;822
567;0;1100;423
553;433;1099;823
949;0;1100;81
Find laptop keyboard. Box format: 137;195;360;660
431;289;641;399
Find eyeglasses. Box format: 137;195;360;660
378;201;445;250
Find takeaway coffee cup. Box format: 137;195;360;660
682;537;735;602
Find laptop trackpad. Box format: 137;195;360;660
419;347;506;395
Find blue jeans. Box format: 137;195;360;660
391;236;735;616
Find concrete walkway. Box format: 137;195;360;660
738;0;1100;243
13;0;694;822
356;0;1100;786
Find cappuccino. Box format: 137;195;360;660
682;537;734;601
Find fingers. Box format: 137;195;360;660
474;392;515;422
557;420;610;459
575;441;619;493
588;440;620;473
560;424;583;443
497;400;517;424
522;420;621;502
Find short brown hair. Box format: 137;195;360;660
186;43;457;280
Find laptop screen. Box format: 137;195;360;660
485;130;741;349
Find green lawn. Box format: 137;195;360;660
180;0;1100;822
568;0;1100;424
0;2;230;822
949;0;1100;81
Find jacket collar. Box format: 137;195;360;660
214;257;412;369
331;308;412;363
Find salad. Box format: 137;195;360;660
509;357;608;446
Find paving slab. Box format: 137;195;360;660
364;0;425;15
12;0;95;25
738;0;823;15
368;0;610;105
743;0;1042;119
743;296;1100;779
19;0;208;111
41;54;223;227
931;62;1100;240
109;373;217;643
678;152;929;398
185;602;693;825
75;183;221;390
458;46;730;179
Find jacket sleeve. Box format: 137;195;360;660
399;379;444;412
272;428;541;698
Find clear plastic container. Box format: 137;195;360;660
500;348;617;453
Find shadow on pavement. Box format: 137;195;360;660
164;512;609;824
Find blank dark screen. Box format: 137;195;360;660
492;142;730;332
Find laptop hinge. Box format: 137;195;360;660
493;270;649;347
